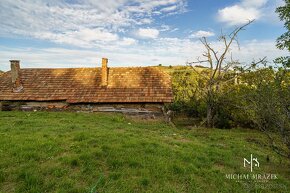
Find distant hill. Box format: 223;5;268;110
156;65;208;74
0;70;3;76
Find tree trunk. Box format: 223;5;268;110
207;104;214;128
206;87;215;128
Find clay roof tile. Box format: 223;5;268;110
0;67;173;103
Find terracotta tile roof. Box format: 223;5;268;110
0;67;173;103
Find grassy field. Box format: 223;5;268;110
0;111;289;193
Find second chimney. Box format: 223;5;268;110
101;58;108;87
10;60;23;92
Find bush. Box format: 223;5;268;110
169;66;289;135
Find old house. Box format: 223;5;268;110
0;59;173;115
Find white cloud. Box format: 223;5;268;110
160;5;178;12
0;39;287;72
260;0;285;24
0;0;285;72
137;28;160;39
218;5;259;26
31;28;120;48
75;28;119;42
217;0;268;26
0;0;186;47
128;0;187;15
190;30;215;38
119;38;137;46
137;18;152;25
241;0;268;8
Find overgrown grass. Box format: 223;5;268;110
0;111;289;192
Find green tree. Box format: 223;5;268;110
234;3;290;156
236;66;290;157
275;0;290;67
170;68;207;117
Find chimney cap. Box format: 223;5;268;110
10;60;20;63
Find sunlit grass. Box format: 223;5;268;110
0;111;289;192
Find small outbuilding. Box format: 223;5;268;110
0;59;173;115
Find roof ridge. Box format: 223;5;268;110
21;67;96;70
14;66;160;70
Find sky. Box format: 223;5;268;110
0;0;288;71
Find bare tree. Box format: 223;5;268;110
187;20;265;127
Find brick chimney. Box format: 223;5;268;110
101;58;108;86
10;60;23;92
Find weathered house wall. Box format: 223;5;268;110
0;101;166;118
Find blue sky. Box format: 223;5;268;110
0;0;287;71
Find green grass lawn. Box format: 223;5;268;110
0;111;289;193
